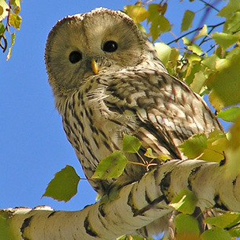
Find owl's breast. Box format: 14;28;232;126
62;87;138;182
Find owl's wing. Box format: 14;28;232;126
105;70;222;159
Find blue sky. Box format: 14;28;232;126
0;0;227;212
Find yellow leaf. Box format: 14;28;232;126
194;25;208;41
125;5;149;24
10;0;22;14
154;42;172;65
0;0;9;21
9;13;22;30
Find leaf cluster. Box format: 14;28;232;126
0;0;22;60
43;135;168;202
92;135;166;181
167;189;240;240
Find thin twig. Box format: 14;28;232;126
198;21;225;46
199;0;220;12
0;36;8;52
167;27;203;45
167;21;224;45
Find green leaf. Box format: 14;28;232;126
148;4;162;21
212;33;239;50
175;214;200;239
202;54;218;71
226;119;240;178
144;148;170;162
0;23;5;35
181;10;195;32
44;165;80;202
218;107;240;122
123;135;142;153
205;212;240;229
144;148;157;159
150;15;171;41
229;227;240;237
170;190;197;215
208;48;240;110
0;211;14;240
180;134;208;159
148;4;171;41
218;0;240;19
201;228;231;240
200;131;227;163
226;12;240;34
92;151;128;180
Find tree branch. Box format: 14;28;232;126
4;159;240;239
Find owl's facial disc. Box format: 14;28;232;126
46;8;146;93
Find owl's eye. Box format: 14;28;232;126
102;41;118;52
69;51;82;64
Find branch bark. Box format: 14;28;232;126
4;159;240;240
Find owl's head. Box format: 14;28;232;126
45;8;156;95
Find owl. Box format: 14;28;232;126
45;8;222;237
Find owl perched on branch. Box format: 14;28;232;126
45;8;222;237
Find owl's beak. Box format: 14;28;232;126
91;60;99;75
